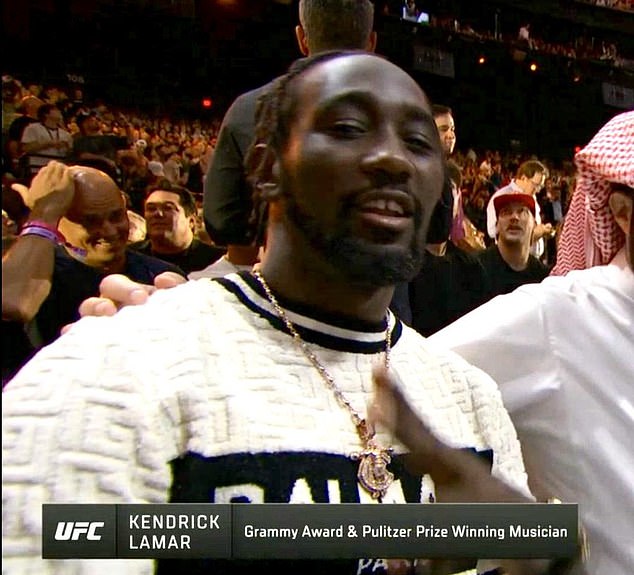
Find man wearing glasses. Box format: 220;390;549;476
486;160;553;259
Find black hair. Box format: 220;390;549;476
431;104;452;118
36;103;58;123
144;180;197;216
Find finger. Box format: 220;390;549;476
59;164;75;189
154;271;187;290
78;297;119;318
371;365;439;453
10;183;30;205
60;323;74;336
98;274;154;306
371;365;448;478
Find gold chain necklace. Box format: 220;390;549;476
252;270;395;500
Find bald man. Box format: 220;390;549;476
2;161;185;381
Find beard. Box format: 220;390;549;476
283;192;426;286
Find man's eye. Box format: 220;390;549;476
330;122;365;137
405;136;432;152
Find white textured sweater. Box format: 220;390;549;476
3;273;528;574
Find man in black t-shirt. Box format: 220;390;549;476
476;192;549;301
130;182;225;274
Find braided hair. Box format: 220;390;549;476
243;50;369;246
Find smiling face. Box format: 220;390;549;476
59;168;129;268
269;54;444;285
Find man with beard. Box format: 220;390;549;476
3;53;530;575
1;162;185;381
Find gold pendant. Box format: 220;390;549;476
354;447;395;500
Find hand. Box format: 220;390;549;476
533;222;554;241
81;271;186;316
17;161;75;220
369;366;528;503
60;272;186;335
370;367;556;575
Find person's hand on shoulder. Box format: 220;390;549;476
72;272;187;321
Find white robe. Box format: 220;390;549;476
431;249;634;575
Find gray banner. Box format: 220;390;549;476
232;503;578;559
42;503;578;560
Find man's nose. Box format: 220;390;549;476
99;220;120;238
360;130;414;184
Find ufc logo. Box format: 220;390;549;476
54;521;104;541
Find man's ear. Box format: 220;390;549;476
295;25;310;56
608;191;633;235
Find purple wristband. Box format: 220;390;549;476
19;226;63;244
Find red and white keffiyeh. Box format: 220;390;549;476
551;111;634;276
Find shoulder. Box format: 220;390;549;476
527;255;550;276
476;245;499;263
53;245;96;275
57;279;232;350
128;239;151;252
20;122;42;138
190;238;225;257
542;263;633;300
124;249;187;279
223;80;277;122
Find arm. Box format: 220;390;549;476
21;125;69;155
21;139;68;155
2;162;75;323
370;367;578;575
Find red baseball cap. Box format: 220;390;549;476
493;193;536;217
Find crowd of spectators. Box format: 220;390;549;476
2;74;224;249
389;1;630;67
577;0;634;12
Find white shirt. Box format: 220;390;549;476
187;255;252;280
486;181;544;257
3;273;529;574
20;122;72;166
430;250;634;575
